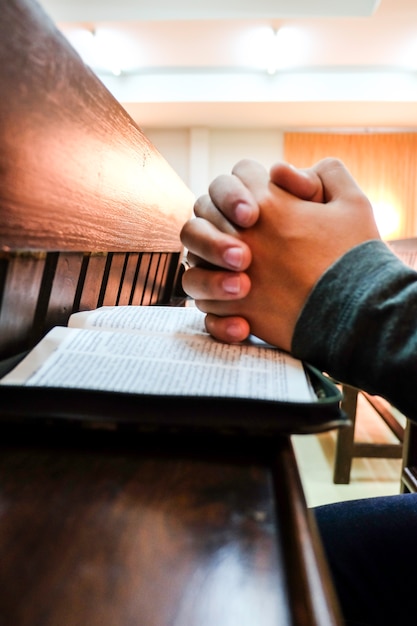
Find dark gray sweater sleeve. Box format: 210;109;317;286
291;240;417;421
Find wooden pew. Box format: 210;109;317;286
0;2;344;624
0;0;194;360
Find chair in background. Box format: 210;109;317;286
333;385;404;484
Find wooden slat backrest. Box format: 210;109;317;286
0;0;194;359
0;250;182;358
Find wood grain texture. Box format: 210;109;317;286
0;3;344;624
0;0;194;252
0;430;293;626
0;252;46;356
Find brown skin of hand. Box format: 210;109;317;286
197;171;379;352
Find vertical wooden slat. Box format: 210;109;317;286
151;253;169;303
118;253;141;305
32;252;59;341
144;254;163;305
43;252;85;332
158;253;183;304
131;254;152;306
0;250;184;361
77;254;109;312
0;253;46;358
101;253;128;306
166;253;186;303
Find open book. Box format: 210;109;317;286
0;306;345;435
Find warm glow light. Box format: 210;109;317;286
371;200;401;240
238;26;275;70
239;25;311;73
64;27;139;75
269;26;312;72
266;30;281;75
392;35;417;70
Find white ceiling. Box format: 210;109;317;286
40;0;381;20
39;0;417;129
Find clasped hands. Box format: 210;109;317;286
180;158;380;353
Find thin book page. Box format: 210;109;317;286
1;307;316;403
68;305;213;336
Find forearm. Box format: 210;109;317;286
292;240;417;421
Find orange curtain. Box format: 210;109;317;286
284;132;417;239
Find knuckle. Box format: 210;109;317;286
319;156;346;170
193;195;210;218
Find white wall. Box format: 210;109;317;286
144;127;285;197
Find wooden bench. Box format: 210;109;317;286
333;385;404;484
0;0;193;361
0;2;344;624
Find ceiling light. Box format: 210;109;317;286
267;30;281;75
244;26;312;75
64;27;138;75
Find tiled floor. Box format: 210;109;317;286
292;393;404;508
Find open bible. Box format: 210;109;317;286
0;306;345;435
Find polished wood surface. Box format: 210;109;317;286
0;0;194;252
0;0;193;358
0;2;344;624
0;428;342;626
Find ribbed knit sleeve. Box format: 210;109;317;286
292;240;417;421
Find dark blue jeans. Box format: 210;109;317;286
314;493;417;626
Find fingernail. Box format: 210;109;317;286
222;275;241;294
226;322;245;341
223;247;243;269
235;202;252;226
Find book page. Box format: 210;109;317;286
0;326;316;403
68;306;209;336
